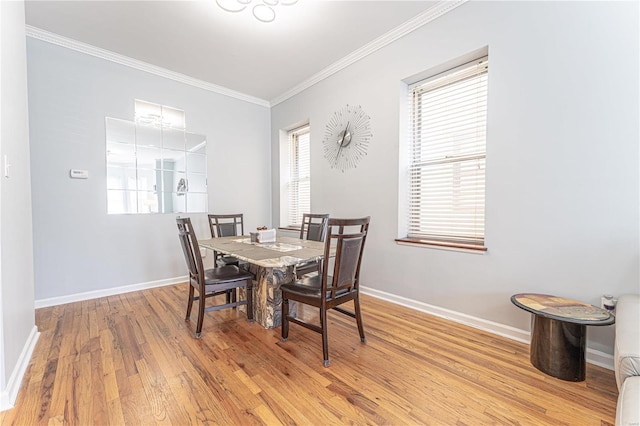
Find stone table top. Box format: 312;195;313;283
199;236;332;268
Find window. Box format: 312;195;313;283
285;125;310;227
106;100;207;214
404;56;488;250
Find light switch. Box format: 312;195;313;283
4;155;11;178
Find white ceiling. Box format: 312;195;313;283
24;0;439;103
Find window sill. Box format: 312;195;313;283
395;237;487;253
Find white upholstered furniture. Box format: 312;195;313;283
614;294;640;426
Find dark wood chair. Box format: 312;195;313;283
296;213;329;278
295;213;329;278
281;216;370;366
208;214;244;267
177;217;254;338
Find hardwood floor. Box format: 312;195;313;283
1;284;618;425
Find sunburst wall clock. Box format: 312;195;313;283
322;104;373;172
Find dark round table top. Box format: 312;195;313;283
511;293;615;326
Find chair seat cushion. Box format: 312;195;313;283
204;265;254;285
280;275;350;299
218;255;240;266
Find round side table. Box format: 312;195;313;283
511;293;615;381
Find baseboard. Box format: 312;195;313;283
360;286;615;371
31;280;614;370
34;276;187;309
0;326;40;412
584;348;615;370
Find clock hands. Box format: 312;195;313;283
335;121;350;164
339;121;350;146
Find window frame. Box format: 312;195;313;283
397;55;489;252
281;124;311;228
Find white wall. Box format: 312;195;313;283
27;39;271;301
271;1;639;354
0;0;38;409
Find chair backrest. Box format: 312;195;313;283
176;217;205;284
300;213;330;242
321;217;370;300
208;214;244;238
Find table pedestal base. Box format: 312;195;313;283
238;264;297;329
530;315;586;381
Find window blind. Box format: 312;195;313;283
288;125;310;227
407;57;488;246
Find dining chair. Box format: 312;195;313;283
208;213;244;267
281;216;370;366
177;217;254;338
295;213;330;278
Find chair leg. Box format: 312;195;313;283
354;295;366;343
320;308;330;367
195;289;206;339
281;296;289;341
185;284;195;321
246;280;254;322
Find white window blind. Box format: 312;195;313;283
287;125;310;227
407;56;488;247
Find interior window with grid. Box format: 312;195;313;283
287;125;310;227
406;56;488;250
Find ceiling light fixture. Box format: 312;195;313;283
216;0;297;23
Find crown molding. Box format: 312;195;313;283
24;25;271;108
25;0;467;109
269;0;468;107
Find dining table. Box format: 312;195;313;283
198;235;331;329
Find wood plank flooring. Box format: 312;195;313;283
1;283;618;425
